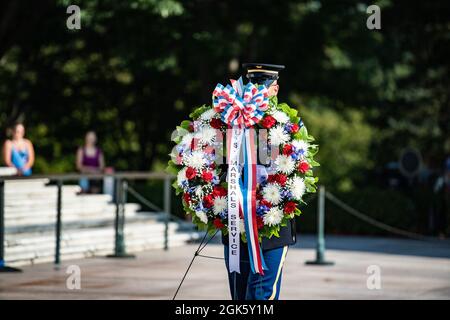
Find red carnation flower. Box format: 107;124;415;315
284;201;297;214
185;167;197;180
256;216;264;229
267;174;287;186
201;170;213;182
278;174;288;186
190;138;198;151
282;144;294;156
210;118;223;129
183;193;191;204
290;123;299;133
213;185;227;197
213;218;225;229
203;194;214;208
298;161;310;174
260;115;276;129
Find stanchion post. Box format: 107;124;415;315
114;177;122;255
54;180;63;267
107;178;134;258
306;185;334;266
0;180;22;272
163;176;171;251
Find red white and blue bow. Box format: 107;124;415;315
213;77;268;275
213;78;269;129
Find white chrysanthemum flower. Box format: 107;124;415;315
263;207;284;226
177;167;187;186
181;133;194;147
195;127;217;145
213;196;227;215
183;150;207;170
288;176;306;200
239;218;245;234
194;186;204;199
275;154;295;174
195;210;208;224
269;125;290;146
262;183;282;205
200;109;216;121
272;110;290;124
292;139;309;157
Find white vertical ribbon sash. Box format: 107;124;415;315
226;126;244;273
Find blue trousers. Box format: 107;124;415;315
224;244;289;300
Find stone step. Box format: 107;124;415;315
4;191;83;202
4;221;201;266
5;203;135;221
0;166;18;176
5;216;186;246
4;178;49;189
5;203;114;218
6;232;200;267
4;191;110;209
2;178;200;268
4;203;140;223
5;222;180;253
4;205;144;233
4;213;167;247
4;188;88;204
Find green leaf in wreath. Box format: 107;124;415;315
166;159;179;175
294;208;303;216
269;95;278;107
309;159;320;167
299;126;308;139
189;105;211;119
180;120;192;130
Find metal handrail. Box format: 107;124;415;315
0;171;173;182
126;185;188;224
0;171;175;272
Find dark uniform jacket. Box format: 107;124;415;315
219;158;297;251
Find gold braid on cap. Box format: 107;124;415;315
247;69;279;74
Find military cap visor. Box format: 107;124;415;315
242;63;285;87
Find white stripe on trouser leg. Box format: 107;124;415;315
269;246;288;300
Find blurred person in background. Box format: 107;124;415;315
76;131;105;193
2;123;35;176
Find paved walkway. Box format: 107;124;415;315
1;235;449;299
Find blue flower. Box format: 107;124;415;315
212;176;220;185
219;211;228;219
281;189;291;199
195;203;205;212
257;205;270;216
284;123;292;132
181;181;189;189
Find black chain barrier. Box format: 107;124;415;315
325;191;434;242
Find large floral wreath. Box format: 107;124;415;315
167;83;319;242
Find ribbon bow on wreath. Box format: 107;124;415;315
213;77;269;128
212;77;269;275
